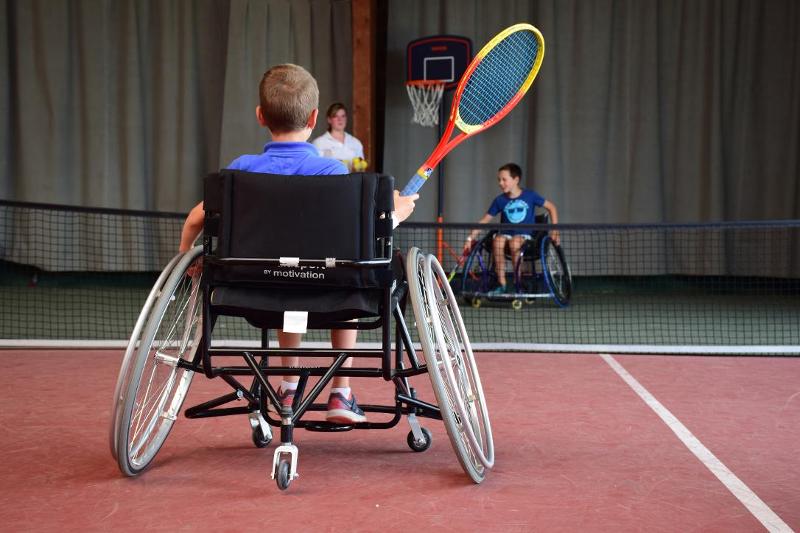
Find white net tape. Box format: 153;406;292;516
406;81;445;127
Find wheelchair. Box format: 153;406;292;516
110;170;494;490
459;214;572;310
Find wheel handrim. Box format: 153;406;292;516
541;237;572;306
425;255;494;469
110;253;183;460
126;270;201;469
407;248;486;481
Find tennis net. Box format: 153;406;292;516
1;200;798;354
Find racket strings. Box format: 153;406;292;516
459;30;539;126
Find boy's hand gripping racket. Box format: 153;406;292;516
401;23;545;196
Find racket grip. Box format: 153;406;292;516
401;174;427;196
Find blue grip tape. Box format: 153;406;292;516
401;174;427;196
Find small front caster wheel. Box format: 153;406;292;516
276;459;291;490
252;425;272;448
407;427;433;452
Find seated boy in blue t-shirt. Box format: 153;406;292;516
464;163;559;295
179;64;418;424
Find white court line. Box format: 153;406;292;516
600;353;793;533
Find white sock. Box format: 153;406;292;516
331;387;351;398
280;380;298;392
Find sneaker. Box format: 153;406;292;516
488;285;507;296
268;387;295;414
326;392;367;424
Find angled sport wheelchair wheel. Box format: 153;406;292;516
407;248;494;483
116;246;202;476
540;236;572;307
460;233;496;305
110;253;183;460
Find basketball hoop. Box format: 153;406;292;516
406;80;445;127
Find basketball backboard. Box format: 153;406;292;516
406;35;472;90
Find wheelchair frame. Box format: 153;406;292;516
459;215;572;310
110;171;494;490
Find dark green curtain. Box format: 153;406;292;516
3;0;799;223
382;0;800;223
0;0;352;211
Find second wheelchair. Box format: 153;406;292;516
458;216;572;310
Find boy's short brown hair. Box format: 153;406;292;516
498;162;522;179
259;64;319;133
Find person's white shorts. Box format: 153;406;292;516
496;233;531;241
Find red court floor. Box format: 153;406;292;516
0;350;797;531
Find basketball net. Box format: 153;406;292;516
406;80;445;127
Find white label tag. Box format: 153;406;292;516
283;311;308;334
280;257;300;267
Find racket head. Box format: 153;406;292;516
452;24;545;134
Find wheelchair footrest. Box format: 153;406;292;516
303;422;355;432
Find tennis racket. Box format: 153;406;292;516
401;23;545;196
447;247;472;283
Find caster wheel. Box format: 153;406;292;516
511;299;523;310
276;459;291;490
407;427;433;452
252;425;272;448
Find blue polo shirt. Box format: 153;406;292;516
227;142;347;175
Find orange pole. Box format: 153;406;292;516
437;216;444;263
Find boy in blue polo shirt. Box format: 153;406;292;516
464;163;559;295
179;64;418;423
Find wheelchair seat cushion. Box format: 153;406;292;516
210;286;382;329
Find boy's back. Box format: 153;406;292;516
229;141;346;176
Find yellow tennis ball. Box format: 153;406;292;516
352;157;368;172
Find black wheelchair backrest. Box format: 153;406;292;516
204;170;394;262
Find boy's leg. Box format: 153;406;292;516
508;236;526;290
271;330;302;410
492;235;509;290
326;325;366;423
277;330;302;380
330;327;357;389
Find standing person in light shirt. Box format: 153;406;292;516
312;102;366;171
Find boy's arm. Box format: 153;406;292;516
465;214;494;249
179;201;205;253
543;199;560;245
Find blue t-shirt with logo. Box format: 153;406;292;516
227;142;347;175
487;189;545;235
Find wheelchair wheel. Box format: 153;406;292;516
110;253;183;460
460;237;494;296
425;255;494;468
116;247;203;476
407;248;494;483
540;236;573;307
